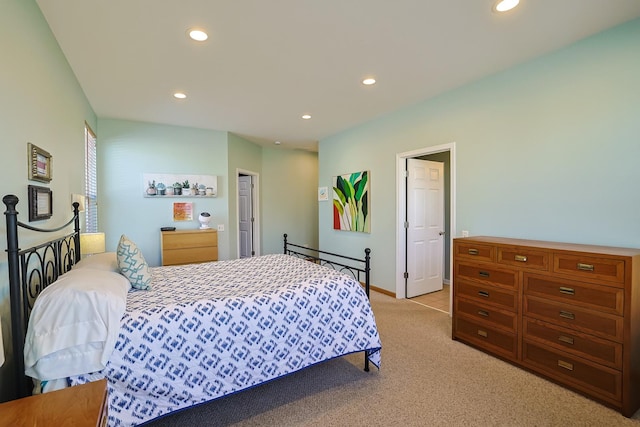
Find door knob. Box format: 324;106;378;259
439;231;445;236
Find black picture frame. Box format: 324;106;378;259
28;185;53;221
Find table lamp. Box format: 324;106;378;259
80;232;106;257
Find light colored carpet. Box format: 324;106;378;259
145;291;640;426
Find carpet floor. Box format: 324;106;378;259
145;291;640;426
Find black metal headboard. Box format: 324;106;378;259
3;194;81;398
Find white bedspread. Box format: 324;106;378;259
72;254;381;426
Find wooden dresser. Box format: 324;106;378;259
161;229;218;266
0;379;108;426
452;236;640;417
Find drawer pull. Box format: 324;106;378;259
477;329;488;338
514;255;528;262
478;271;490;278
577;263;594;272
559;310;575;320
477;310;489;317
558;360;574;371
558;335;575;345
468;248;479;255
478;290;490;298
559;287;575;296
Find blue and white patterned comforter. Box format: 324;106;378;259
72;254;381;426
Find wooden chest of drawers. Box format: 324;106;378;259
161;229;218;266
452;236;640;417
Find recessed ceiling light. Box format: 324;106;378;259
302;114;311;120
188;29;208;41
173;92;187;99
493;0;520;12
362;78;376;85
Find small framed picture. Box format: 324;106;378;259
173;202;193;221
28;185;53;221
318;186;329;201
28;143;53;182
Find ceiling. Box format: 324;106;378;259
36;1;640;151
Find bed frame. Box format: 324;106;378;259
3;195;81;398
283;233;372;372
3;195;373;402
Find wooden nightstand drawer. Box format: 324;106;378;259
456;262;518;289
454;316;517;360
455;279;517;311
524;296;623;342
498;246;549;271
523;318;622;369
524;274;623;315
553;254;625;286
454;241;495;263
523;342;622;405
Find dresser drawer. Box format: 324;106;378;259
524;274;623;315
454;241;495;262
455;297;516;332
498;246;549;271
553;254;625;286
455;279;517;311
454;316;517;360
455;263;518;289
523;318;622;369
162;230;218;249
524;296;623;342
523;342;622;404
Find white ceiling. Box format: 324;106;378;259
36;1;640;151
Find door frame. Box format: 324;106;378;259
396;142;456;313
236;168;261;259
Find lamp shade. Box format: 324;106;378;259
80;232;106;256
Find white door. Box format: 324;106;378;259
406;158;444;297
238;175;253;258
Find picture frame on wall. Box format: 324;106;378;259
27;142;52;182
28;184;53;221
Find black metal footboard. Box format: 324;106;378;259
283;233;372;371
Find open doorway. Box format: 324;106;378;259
237;169;260;259
396;143;456;314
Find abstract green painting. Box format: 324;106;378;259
333;170;370;232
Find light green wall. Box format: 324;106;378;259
320;19;640;294
227;133;263;257
97;118;229;265
0;0;96;401
262;148;319;254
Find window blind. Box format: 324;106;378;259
85;123;98;233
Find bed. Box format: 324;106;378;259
2;194;381;426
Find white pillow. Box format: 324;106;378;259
73;252;118;272
24;268;129;380
117;234;152;290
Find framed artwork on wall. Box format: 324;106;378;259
28;185;53;221
333;170;370;233
27;143;52;182
173;202;193;221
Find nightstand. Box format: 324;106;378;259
161;229;218;265
0;379;108;426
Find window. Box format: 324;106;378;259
84;123;98;232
